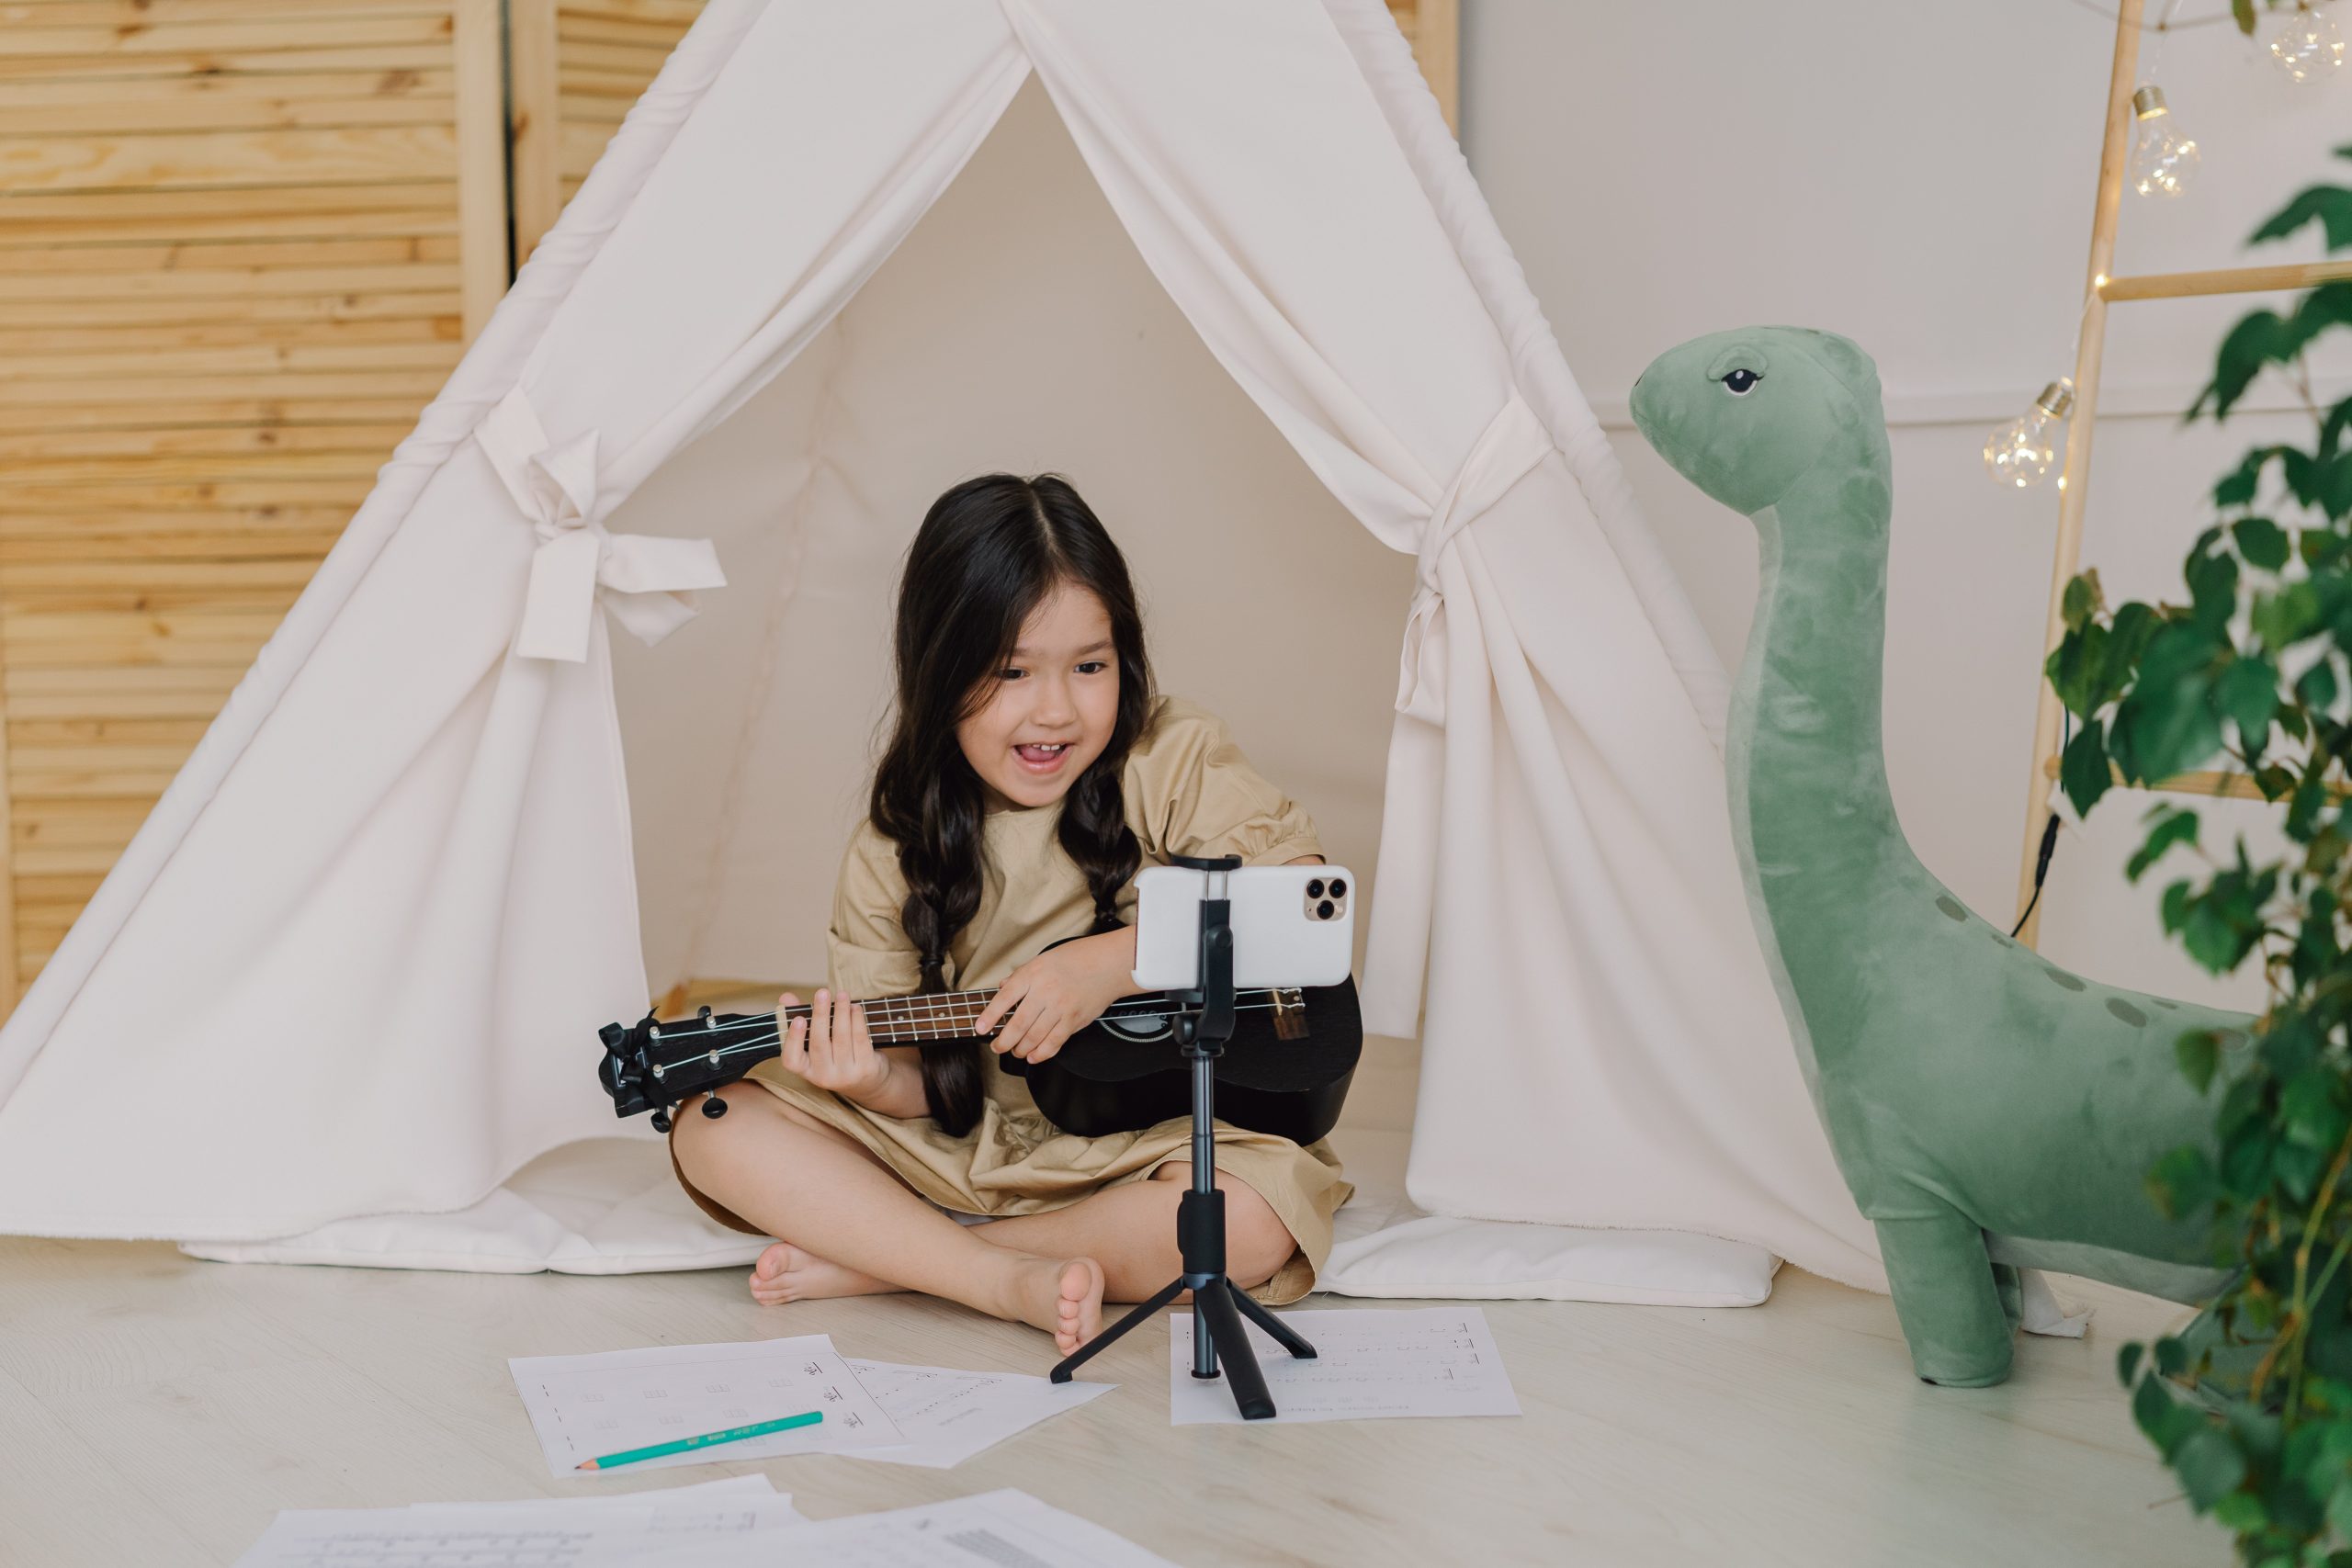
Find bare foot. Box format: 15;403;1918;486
747;1242;897;1305
1007;1256;1105;1355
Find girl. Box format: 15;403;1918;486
670;474;1351;1353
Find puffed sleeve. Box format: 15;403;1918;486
825;821;929;999
1127;696;1325;866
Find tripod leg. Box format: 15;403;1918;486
1050;1276;1185;1383
1196;1278;1276;1420
1233;1289;1317;1359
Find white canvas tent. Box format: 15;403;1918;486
0;0;1887;1297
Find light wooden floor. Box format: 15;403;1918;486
0;1230;2224;1567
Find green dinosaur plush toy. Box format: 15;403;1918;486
1629;325;2243;1386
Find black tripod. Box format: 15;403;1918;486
1047;854;1317;1419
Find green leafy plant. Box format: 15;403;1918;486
2049;146;2352;1561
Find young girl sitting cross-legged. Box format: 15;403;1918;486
669;473;1352;1353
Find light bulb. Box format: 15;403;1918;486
1984;381;2074;490
2268;3;2346;82
2128;86;2199;199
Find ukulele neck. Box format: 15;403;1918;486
724;984;1306;1044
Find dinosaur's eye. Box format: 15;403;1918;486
1721;368;1761;396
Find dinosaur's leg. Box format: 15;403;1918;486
1992;1262;2023;1336
1874;1205;2014;1387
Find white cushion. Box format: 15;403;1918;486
180;1138;765;1275
1318;1130;1780;1306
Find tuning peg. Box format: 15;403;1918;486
650;1108;673;1134
700;1094;729;1119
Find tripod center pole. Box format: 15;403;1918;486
1191;859;1231;1198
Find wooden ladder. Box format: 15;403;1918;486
2014;0;2352;944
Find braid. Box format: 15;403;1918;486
1058;758;1141;935
874;775;988;1135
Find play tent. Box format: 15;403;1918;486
0;0;1884;1296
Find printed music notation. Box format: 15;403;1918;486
507;1334;903;1478
1167;1305;1521;1425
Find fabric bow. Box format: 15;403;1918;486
475;386;727;662
1394;391;1555;725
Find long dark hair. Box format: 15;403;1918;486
868;474;1155;1135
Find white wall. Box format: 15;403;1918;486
1463;0;2351;1010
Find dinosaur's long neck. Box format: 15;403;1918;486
1725;446;1925;1006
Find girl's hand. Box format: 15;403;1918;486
972;930;1136;1066
776;988;894;1102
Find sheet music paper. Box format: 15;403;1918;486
1167;1305;1522;1425
234;1479;806;1568
508;1334;902;1477
842;1359;1115;1469
412;1475;781;1514
616;1488;1182;1568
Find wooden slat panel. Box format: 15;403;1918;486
0;232;461;274
0;177;455;222
0;423;418;460
559;0;705;27
0;3;493;998
560;13;692;50
0;93;458;138
0;263;464;301
0;44;459;84
0;315;455;352
0;127;458;193
0;371;451;404
11;718;211;746
9;342;461;381
0;68;457;115
4;15;455;56
0;294;461;332
556;39;678;74
1;506;363;537
0;3;452;26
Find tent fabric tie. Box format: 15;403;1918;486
1393;389;1554;725
475;385;729;662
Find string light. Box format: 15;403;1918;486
1985;381;2076;489
2267;1;2346;80
2128;85;2200;197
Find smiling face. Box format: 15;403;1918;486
1627;326;1883;516
956;581;1122;811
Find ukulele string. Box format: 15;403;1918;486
645;998;1304;1073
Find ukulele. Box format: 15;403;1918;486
596;941;1360;1145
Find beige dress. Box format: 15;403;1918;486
670;694;1353;1303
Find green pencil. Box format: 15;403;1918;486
575;1408;824;1470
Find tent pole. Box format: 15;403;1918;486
453;0;514;343
508;0;563;270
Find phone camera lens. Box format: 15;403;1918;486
1316;899;1335;920
1328;879;1347;898
1306;878;1326;898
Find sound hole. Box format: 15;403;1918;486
1102;1009;1174;1043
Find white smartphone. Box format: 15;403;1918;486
1129;863;1356;991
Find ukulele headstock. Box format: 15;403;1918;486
598;1005;759;1130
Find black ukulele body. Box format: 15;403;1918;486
999;976;1362;1146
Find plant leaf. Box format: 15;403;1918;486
2130;807;2201;883
2177;1028;2222;1095
2236;515;2290;570
2175;1429;2248;1512
2062;716;2112;816
2219;655;2279;745
2251;186;2352;253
